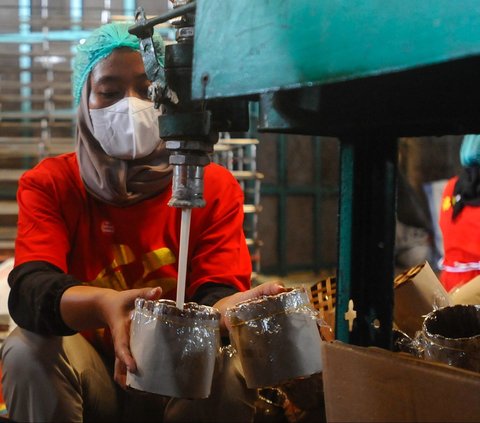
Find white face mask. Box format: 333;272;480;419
89;97;161;160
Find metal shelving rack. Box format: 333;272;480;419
0;3;81;258
213;137;264;276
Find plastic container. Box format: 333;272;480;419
126;298;221;398
226;287;323;388
421;304;480;372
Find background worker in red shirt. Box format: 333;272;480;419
439;134;480;293
1;22;284;422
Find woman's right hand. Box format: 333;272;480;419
60;285;162;388
98;287;163;387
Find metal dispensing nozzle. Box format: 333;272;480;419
131;1;214;209
167;140;211;208
129;1;248;209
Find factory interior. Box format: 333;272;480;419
0;1;480;422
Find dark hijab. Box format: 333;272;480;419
452;166;480;220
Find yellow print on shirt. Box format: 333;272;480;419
91;244;177;293
442;196;452;212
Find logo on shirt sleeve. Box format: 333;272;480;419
442;196;452;212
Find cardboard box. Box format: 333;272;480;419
394;261;451;338
451;275;480;305
322;341;480;422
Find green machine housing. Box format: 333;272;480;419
191;0;480;348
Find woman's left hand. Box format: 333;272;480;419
213;281;286;334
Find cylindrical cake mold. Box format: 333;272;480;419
226;287;323;388
126;298;221;398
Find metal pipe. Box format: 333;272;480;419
128;2;196;38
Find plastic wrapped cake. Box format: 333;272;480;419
126;298;221;398
226;287;323;388
420;304;480;373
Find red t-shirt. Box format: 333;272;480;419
15;153;251;300
439;176;480;292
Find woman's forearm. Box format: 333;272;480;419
8;261;81;335
59;285;115;331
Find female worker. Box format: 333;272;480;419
1;22;284;422
439;134;480;292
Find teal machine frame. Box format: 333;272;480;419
190;0;480;348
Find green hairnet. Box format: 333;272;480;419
460;134;480;167
72;22;165;105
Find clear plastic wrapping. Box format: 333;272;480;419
417;304;480;373
226;287;323;388
126;298;221;398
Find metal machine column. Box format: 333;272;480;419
336;137;398;348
